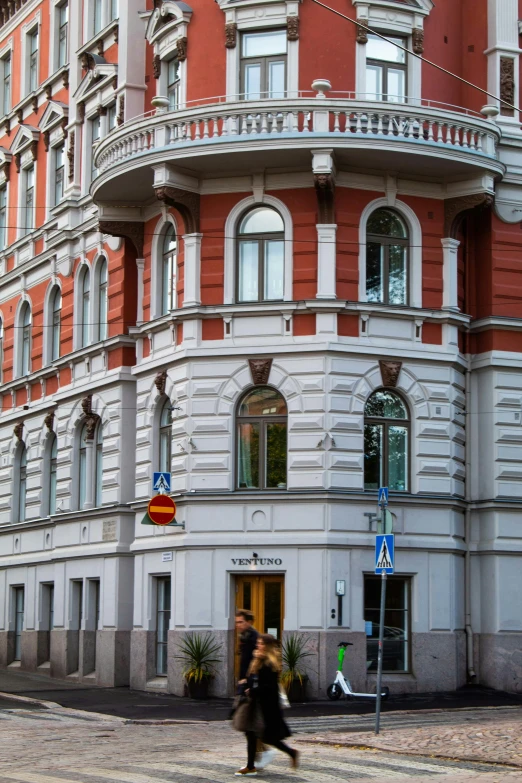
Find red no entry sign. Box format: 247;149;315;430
148;494;176;525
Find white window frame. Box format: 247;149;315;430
77;418;103;511
151;215;178;319
358;197;422;309
147;3;192;110
74;261;92;350
0;184;7;251
43;282;62;365
15;299;32;378
353;0;431;103
27;26;39;94
92;254;109;343
20;12;41;98
223;1;300;101
223;195;293;304
13;442;28;524
52;142;65;207
19;162;35;239
53;0;69;72
84;0;117;43
0;46;12;117
42;432;58;517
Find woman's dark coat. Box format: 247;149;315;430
248;663;291;744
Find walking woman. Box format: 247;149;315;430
235;634;299;777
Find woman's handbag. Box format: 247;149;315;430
232;696;264;735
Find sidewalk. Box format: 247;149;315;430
303;708;522;769
1;666;521;721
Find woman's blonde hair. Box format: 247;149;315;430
249;634;282;674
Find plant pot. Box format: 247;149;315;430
187;679;210;699
286;677;308;703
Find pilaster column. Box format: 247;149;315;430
441;238;460;311
316;224;337;299
182;233;202;307
487;0;519;123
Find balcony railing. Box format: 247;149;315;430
94;94;501;177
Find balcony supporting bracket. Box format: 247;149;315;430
155;185;200;233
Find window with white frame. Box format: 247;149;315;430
28;28;39;93
95;424;103;506
2;53;11;116
0;186;6;250
79;424;88;509
94;0;103;35
366;208;408;305
78;419;103;509
90;115;101;181
110;0;118;22
58;3;68;68
159;398;172;474
156;577;171;676
95;257;108;342
161;225;176;315
48;433;58;515
54;144;65;206
19;302;32;376
167;59;180;110
366;34;407;102
241;30;287;99
79;266;90;348
16;443;28;522
50;286;61;362
108;102;117;131
22;166;35;236
237;207;284;302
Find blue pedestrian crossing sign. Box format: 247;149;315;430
375;534;394;574
153;472;171;494
378;486;389;507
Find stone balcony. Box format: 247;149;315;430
92;93;504;206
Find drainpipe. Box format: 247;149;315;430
464;356;476;681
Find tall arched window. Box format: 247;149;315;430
159;399;172;473
20;302;32;376
237;207;284;302
17;443;27;522
49;434;57;515
95;257;108;342
50;287;61;362
237;387;287;490
364;390;409;492
366;209;408;305
94;423;103;507
79;423;88;509
161;226;176;315
79;267;90;348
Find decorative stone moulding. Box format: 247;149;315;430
287;16;299;40
444;193;494;238
44;411;55;431
225;22;237;48
154;186;200;233
249;358;273;386
98;221;145;257
81;395;100;441
500;57;515;116
154;370;168;395
412;27;424;54
67;130;75;180
13;421;24;441
379;360;402;388
314;173;335;223
176;36;188;61
356;19;368;44
153;54;161;79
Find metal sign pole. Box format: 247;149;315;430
375;568;387;735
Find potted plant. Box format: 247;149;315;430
175;632;223;699
281;633;314;702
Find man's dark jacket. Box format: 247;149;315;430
239;625;259;680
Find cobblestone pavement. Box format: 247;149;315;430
0;705;521;783
301;706;522;770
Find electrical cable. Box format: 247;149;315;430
309;0;521;114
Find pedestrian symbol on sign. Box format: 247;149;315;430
153;471;171;494
374;534;395;575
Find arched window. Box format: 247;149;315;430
50;287;61;362
79;423;88;509
237;207;284;302
20;302;32;376
79;267;90;348
95;257;108;342
366;208;408;305
364;390;409;492
17;443;27;522
237;387;287;490
49;434;57;515
159;399;172;473
161;226;176;315
94;423;103;507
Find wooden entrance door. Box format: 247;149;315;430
235;575;285;678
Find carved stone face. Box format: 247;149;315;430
248;358;273;386
379;360;402;388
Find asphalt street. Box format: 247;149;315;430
0;668;521;721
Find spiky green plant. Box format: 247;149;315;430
175;632;223;683
281;633;314;689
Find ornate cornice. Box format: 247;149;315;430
99;221;145;257
314;173;335;223
154;186;200;233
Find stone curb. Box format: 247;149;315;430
0;690;125;722
0;691;57;709
124;719;211;725
297;737;522;770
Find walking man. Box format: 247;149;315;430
235;610;275;770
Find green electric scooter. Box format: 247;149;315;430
327;642;390;701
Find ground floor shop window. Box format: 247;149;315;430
14;586;24;661
156;577;171;676
364;576;410;672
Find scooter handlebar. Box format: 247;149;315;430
338;642;354;647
